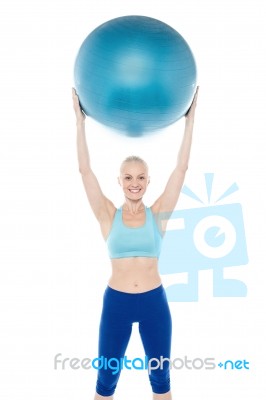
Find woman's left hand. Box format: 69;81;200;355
72;87;86;124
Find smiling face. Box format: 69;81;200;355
118;160;150;200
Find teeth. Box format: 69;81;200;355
130;189;140;193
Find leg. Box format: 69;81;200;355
139;287;172;397
153;392;172;400
95;287;133;397
94;394;113;400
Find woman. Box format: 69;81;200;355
72;86;199;399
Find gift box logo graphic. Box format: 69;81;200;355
158;173;249;302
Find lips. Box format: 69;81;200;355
129;188;141;193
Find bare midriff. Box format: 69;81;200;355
108;257;162;293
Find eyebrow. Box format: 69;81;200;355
123;173;146;177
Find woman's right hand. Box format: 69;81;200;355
72;87;86;124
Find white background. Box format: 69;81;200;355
0;0;266;398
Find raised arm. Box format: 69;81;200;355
72;88;115;229
151;86;199;215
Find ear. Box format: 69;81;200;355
117;176;121;186
148;176;150;185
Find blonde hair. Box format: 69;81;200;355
120;155;148;173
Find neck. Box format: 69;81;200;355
123;198;145;214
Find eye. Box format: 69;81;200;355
139;176;145;180
125;176;132;180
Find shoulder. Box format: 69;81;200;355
150;202;160;215
149;204;171;227
98;202;119;240
147;205;160;221
98;198;117;224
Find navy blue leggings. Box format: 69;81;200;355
96;284;172;396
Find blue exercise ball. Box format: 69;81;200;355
74;15;197;136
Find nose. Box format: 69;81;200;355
131;178;139;186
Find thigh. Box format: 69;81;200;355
138;288;172;394
98;287;133;359
96;288;134;395
139;287;172;359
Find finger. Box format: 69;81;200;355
72;88;80;104
193;86;199;99
193;86;199;101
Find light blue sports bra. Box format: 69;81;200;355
106;206;163;259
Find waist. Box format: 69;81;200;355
108;257;161;293
106;283;164;297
